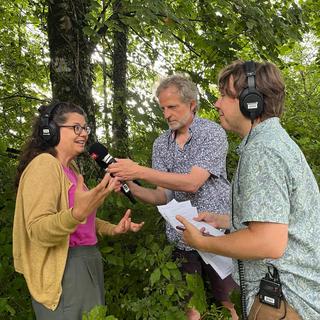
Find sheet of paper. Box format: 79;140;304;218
197;251;233;279
157;199;233;279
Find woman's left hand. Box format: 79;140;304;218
113;209;144;235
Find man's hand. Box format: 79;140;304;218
176;215;206;250
113;209;144;235
194;212;230;229
108;159;142;181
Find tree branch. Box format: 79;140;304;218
129;26;176;70
0;94;49;102
170;33;202;58
94;0;114;37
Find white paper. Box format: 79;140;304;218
157;199;233;279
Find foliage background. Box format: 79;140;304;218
0;0;319;319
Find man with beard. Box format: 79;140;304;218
109;74;238;320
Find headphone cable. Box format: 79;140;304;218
232;121;254;320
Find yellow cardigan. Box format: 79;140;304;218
13;153;116;310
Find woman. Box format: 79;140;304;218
13;101;144;319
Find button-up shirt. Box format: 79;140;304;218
152;116;230;250
232;117;320;318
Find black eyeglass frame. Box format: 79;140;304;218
59;125;91;135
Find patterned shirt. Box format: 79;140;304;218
232;117;320;318
152;116;230;250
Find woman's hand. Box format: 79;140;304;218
113;209;144;235
72;173;117;222
113;177;123;193
194;211;230;229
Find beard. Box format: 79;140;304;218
168;120;183;130
167;112;193;131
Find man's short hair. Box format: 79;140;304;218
218;60;285;120
155;74;199;113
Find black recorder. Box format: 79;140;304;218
258;265;283;309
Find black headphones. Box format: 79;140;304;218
39;101;62;147
239;61;264;121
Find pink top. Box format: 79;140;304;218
63;166;97;247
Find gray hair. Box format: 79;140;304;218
155;74;199;113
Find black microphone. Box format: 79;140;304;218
88;142;136;204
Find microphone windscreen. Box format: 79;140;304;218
88;142;109;160
88;142;116;170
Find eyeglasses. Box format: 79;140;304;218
59;124;91;135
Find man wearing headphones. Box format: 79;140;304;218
176;61;320;319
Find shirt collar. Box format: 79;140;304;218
236;117;280;155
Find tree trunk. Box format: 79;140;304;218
111;0;129;158
47;0;96;147
102;44;112;144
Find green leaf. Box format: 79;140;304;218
166;283;175;296
0;298;16;316
171;269;182;281
100;246;114;254
82;25;93;36
150;268;161;286
186;274;207;313
161;267;171;280
177;288;186;299
165;262;177;270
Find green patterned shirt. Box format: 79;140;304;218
232;117;320;319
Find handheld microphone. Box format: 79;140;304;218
88;142;136;204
